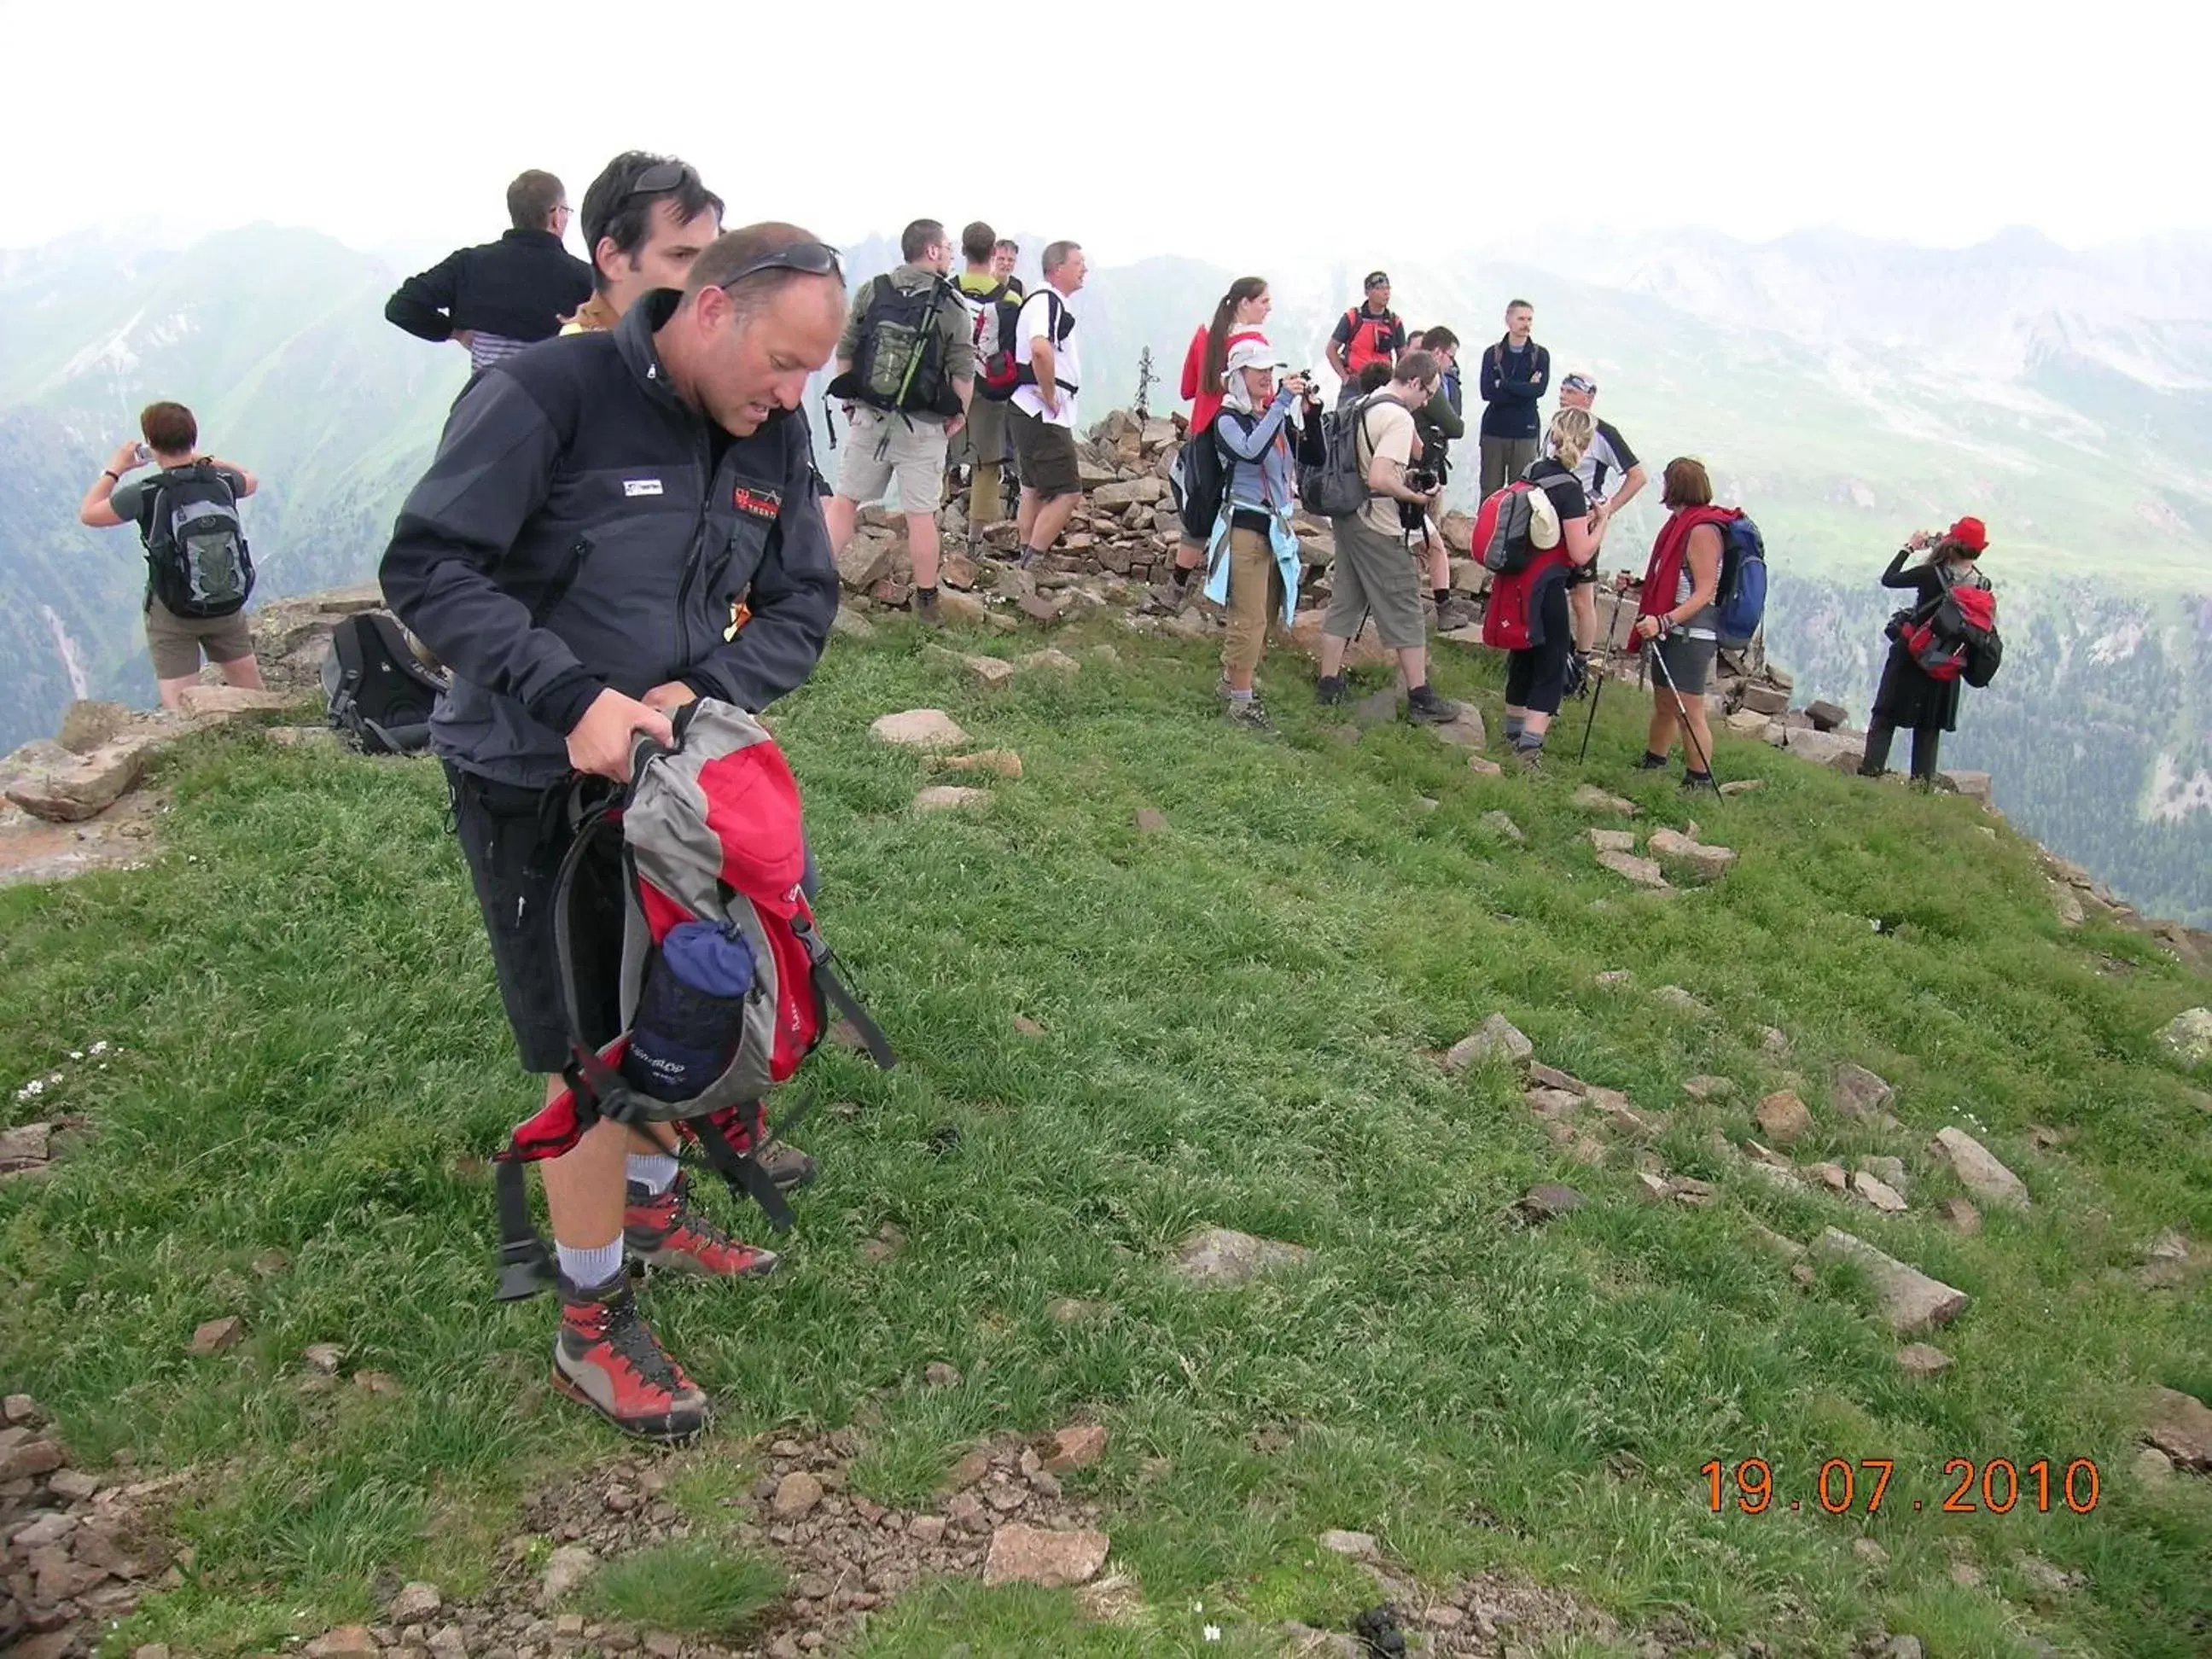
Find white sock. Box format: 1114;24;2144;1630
626;1152;679;1195
556;1238;625;1290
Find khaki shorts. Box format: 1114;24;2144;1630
957;396;1009;468
145;597;255;681
1322;512;1425;650
836;406;949;515
1008;405;1082;499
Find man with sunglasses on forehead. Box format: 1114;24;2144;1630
562;152;725;335
382;224;847;1442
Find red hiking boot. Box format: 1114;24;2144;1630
623;1176;782;1278
552;1275;708;1441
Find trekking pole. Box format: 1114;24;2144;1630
1648;638;1725;800
1575;645;1609;763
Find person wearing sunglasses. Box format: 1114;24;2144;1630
381;224;848;1443
386;169;594;371
562;153;725;335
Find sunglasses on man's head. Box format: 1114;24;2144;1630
714;242;844;291
622;160;694;201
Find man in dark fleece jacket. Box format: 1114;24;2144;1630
1477;299;1551;496
381;223;846;1443
386;169;594;372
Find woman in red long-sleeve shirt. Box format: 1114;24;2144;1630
1173;277;1272;583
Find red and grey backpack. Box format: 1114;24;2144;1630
492;700;894;1300
1895;572;2002;687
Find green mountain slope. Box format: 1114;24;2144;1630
3;226;2206;921
3;628;2208;1657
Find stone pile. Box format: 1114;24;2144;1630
1;1397;186;1659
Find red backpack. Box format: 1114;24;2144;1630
1481;544;1573;652
492;701;894;1300
1895;578;2002;685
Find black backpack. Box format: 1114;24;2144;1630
1011;289;1080;396
1298;396;1379;520
322;613;447;754
826;274;963;416
137;463;254;619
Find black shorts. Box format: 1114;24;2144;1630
446;765;626;1075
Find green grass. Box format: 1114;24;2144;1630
577;1540;784;1637
3;620;2209;1658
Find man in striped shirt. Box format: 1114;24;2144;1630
385;172;594;371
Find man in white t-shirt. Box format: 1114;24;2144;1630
1545;372;1647;650
1006;240;1087;566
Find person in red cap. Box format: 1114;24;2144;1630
1860;516;1993;783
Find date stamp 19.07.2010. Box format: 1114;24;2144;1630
1702;1458;2102;1517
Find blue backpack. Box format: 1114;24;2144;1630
1711;512;1768;645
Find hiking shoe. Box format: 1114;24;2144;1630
1404;689;1463;725
1681;771;1714;791
1225;696;1278;735
1636;752;1671;770
1511;743;1545;771
553;1274;709;1442
1315;674;1349;707
624;1178;782;1278
1435;597;1479;632
913;590;942;628
756;1140;818;1192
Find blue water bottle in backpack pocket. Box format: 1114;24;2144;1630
620;921;757;1102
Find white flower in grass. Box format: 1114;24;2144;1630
1203;1624;1221;1642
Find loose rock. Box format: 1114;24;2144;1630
981;1525;1110;1588
869;709;970;750
1513;1184;1584;1225
2144;1385;2212;1469
1042;1424;1107;1474
1936;1196;1982;1233
1831;1062;1895;1121
1444;1013;1534;1074
1895;1344;1952;1377
1318;1529;1381;1561
912;784;987;812
1813;1228;1970;1334
390;1583;445;1622
2159;1007;2212;1064
189;1315;245;1356
1595;850;1669;889
304;1627;381;1659
1931;1127;2029;1210
1588;828;1636;853
1571;785;1640;816
772;1470;824;1518
1755;1091;1814;1147
1851;1171;1909;1214
1172;1227;1313;1287
1479;810;1523;842
1647;828;1736;880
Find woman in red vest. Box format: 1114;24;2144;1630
1172;277;1273;585
1628;458;1729;787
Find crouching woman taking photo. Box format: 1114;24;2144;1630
1203;339;1323;733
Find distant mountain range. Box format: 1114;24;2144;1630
1;223;2204;921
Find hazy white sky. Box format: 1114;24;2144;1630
5;0;2205;259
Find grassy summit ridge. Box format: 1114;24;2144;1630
1;622;2207;1657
